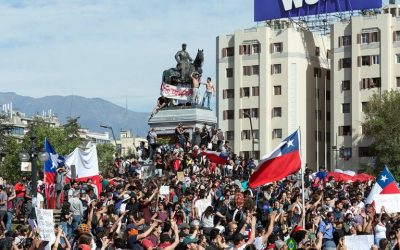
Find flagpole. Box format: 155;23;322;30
298;126;305;227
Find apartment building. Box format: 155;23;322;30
216;22;331;169
330;4;400;171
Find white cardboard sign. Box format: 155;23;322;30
35;208;55;244
344;235;374;250
374;194;400;213
159;186;170;195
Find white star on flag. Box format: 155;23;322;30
287;140;294;147
50;153;62;169
381;175;388;182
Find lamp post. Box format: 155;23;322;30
242;112;255;159
100;125;119;156
19;131;49;219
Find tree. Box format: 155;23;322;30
362;90;400;178
96;143;115;174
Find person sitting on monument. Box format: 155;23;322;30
149;96;168;119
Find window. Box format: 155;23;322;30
339;58;351;69
240;87;250;97
273;107;282;117
223;110;234;120
226;68;233;78
240;109;250;118
397;77;400;87
361;78;381;89
340;147;352;160
223;89;234;99
241;130;251;140
226;131;234;141
372;55;380;64
243;65;259;76
342;80;351;91
273;42;283;53
342;103;351;113
394;31;400;42
252;44;261;54
222;47;234;57
326;112;330;121
252;65;260;75
361;33;370;44
251;108;259;118
271;64;282;74
361;56;371;66
252;87;259;96
326;91;330;100
339;35;352;46
362;102;369;112
339;126;352;136
315;47;320;56
396;54;400;64
359;147;374;157
274;85;282;95
252;130;260;140
243;66;252;76
371;32;379;42
314;67;322;77
239;44;252;55
273;129;282;139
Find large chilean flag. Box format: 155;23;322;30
249;130;301;188
365;166;400;204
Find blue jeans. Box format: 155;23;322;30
6;211;13;231
60;221;72;239
202;92;212;108
71;215;82;236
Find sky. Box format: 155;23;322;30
0;0;255;112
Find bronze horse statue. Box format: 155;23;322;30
163;49;204;85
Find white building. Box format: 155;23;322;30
217;22;331;169
330;5;400;171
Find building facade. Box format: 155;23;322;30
330;5;400;171
217;22;331;170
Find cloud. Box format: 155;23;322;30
0;0;254;111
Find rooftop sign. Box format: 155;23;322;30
254;0;382;21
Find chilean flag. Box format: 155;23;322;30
249;130;301;188
201;151;228;165
365;166;400;204
44;138;65;184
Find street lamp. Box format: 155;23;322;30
19;131;49;219
100;124;119;156
242;112;255;160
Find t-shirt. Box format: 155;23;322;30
148;131;157;144
0;191;8;211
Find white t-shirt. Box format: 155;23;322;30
34;193;44;208
253;236;265;250
195;197;211;219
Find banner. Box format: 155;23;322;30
35;208;56;244
254;0;382;21
374;194;400;213
161;83;192;100
344;235;374;250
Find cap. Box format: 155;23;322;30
126;224;137;230
183;237;198;245
179;223;190;229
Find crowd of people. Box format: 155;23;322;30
0;125;399;250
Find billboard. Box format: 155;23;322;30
254;0;382;21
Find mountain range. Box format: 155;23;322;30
0;92;149;137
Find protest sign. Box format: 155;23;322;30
344;235;374;250
177;172;185;182
160;186;170;195
35;208;56;244
374;194;400;213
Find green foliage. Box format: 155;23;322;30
96;143;115;174
0;137;29;181
362;90;400;178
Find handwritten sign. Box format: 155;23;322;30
35;208;55;244
344;235;374;250
177;172;185;182
374;194;400;213
159;186;170;195
161;83;192;100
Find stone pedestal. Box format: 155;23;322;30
148;106;217;143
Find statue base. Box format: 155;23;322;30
148;106;217;145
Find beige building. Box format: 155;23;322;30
217;22;331;169
330;5;400;171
